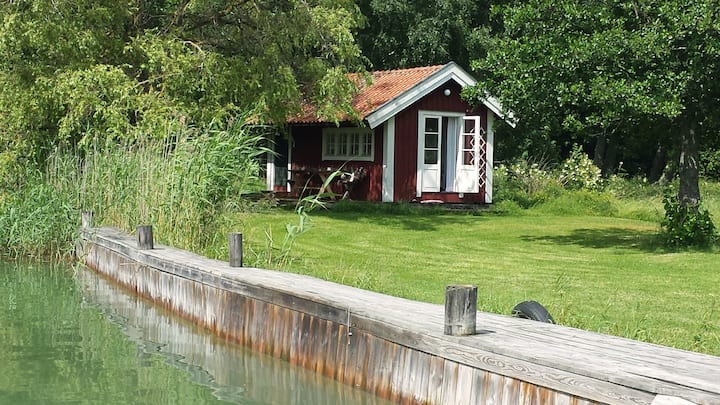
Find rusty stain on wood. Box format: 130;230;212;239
78;228;720;405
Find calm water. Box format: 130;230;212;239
0;263;394;405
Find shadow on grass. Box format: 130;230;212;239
521;227;661;252
308;201;485;231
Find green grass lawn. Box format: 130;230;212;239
232;203;720;356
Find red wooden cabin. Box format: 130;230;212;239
265;62;511;203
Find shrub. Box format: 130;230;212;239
700;149;720;180
0;115;269;260
605;174;662;200
494;159;564;208
660;191;717;249
0;167;77;260
558;145;603;191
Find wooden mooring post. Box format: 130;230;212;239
137;225;154;250
81;211;94;228
444;285;477;336
229;232;243;267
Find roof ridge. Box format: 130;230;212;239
369;64;446;75
288;62;470;125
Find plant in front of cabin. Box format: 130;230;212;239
258;170;342;268
494;158;563;208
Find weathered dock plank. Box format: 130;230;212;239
78;227;720;405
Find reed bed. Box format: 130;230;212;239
0;119;267;260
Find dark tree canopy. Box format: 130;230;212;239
465;0;720;208
355;0;492;70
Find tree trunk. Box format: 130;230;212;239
594;129;619;176
603;140;618;176
593;131;606;169
678;113;701;211
648;144;666;183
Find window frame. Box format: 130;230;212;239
322;127;375;161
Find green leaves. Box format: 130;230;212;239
356;0;491;69
661;191;718;249
469;0;720;132
0;0;365;190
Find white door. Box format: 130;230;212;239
419;115;442;192
455;116;481;193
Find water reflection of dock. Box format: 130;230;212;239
77;268;391;405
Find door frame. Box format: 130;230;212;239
416;110;475;197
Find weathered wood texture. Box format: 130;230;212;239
444;285;477;336
81;211;93;228
77;268;392;405
136;225;153;249
78;228;720;405
228;232;243;267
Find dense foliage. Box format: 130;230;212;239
466;0;720;244
1;118;268;260
661;192;718;248
0;0;364;189
467;1;720;167
355;0;492;70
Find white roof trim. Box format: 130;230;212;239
482;93;516;127
365;62;514;129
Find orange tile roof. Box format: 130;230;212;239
289;64;445;124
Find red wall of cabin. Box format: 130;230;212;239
289;125;383;201
288;78;491;203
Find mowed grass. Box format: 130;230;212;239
234;205;720;356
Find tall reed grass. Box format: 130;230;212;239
0;118;268;260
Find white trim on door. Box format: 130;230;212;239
382;117;395;202
417;113;443;195
486;113;495;203
417;111;466;197
455;116;481;194
286;129;293;193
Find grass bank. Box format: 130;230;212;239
230;194;719;356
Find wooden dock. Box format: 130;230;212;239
78;227;720;405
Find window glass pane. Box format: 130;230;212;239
325;134;334;155
363;133;372;157
425;133;438;148
424;150;438;164
339;135;347;155
323;129;373;159
464;120;476;133
425;117;439;133
463;151;474;165
464;134;474;149
350;133;359;155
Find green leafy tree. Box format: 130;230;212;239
0;0;365;188
355;0;493;70
466;0;720;234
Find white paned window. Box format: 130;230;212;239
322;127;374;161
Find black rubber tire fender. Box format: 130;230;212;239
511;300;555;324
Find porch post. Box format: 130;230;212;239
266;132;275;191
486;113;495;204
382;117;395;202
287;128;293;193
